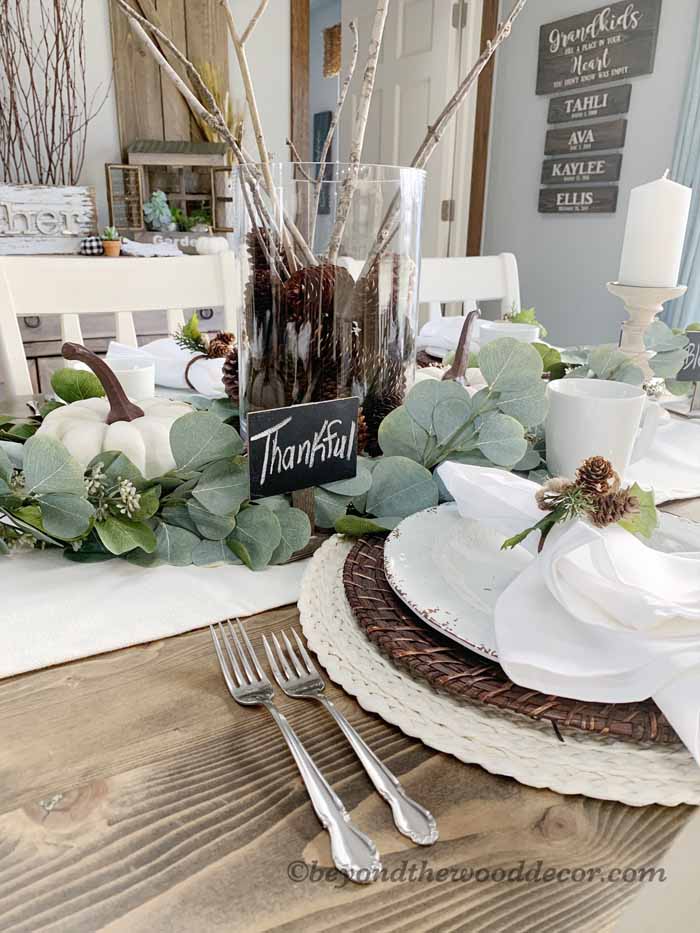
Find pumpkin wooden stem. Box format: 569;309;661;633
442;309;481;386
61;342;145;425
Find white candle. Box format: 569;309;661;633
618;172;692;288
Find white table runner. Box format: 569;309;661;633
0;550;306;678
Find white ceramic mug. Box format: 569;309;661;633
478;320;540;348
545;378;660;479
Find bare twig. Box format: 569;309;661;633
286;137;315;183
240;0;270;46
310;18;359;249
0;0;107;185
367;0;528;266
327;2;389;261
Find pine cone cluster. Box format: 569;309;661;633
589;490;640;527
575;456;620;496
238;232;415;446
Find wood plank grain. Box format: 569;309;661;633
467;0;498;257
290;0;310;163
0;611;693;932
155;0;190;140
184;0;229;142
109;0;165;153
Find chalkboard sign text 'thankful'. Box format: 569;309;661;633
247;397;359;499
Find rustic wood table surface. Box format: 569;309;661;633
1;395;698;932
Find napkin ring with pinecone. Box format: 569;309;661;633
173;313;236;391
503;456;657;553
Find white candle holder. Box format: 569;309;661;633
606;282;687;380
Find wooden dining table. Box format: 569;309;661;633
1;394;699;932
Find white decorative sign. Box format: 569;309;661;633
0;184;97;255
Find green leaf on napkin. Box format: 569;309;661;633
619;484;658;539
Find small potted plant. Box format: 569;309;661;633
101;227;121;258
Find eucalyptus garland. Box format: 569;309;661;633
0;326;693;570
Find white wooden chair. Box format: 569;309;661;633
339;254;521;324
419;254;521;322
0;253;238;397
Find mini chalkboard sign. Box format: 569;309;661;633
548;85;632;124
536;0;662;96
545;119;627;156
677;332;700;383
539;185;618;214
247;396;359;499
541;153;622;185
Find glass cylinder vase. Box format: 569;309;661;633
232;162;426;455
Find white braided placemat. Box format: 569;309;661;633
298;537;700;807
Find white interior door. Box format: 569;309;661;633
339;0;482;259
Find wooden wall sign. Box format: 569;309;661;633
539;186;619;214
247;397;359;499
0;184;97;255
548;84;632;124
545;118;627;156
541;153;622;185
536;0;662;96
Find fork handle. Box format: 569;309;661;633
318;697;438;846
264;703;381;884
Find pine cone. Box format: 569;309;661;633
222;348;239;404
357;409;369;455
575;456;620;497
208;331;236;359
589;490;640;527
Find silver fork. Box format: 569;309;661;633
263;629;438;846
210;620;381;884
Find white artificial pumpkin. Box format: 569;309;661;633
37;396;192;480
195;236;228;255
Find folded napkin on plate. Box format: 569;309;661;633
627;412;700;503
108;339;226;398
438;461;700;763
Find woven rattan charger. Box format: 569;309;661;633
343;537;679;747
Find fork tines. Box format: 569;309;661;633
263;629;318;683
210;619;267;689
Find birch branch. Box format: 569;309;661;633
368;0;528;266
310;18;359;250
327;1;389;262
286;137;315;183
241;0;270;46
221;0;298;271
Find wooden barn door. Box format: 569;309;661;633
108;0;229;153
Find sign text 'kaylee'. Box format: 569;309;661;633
247;397;359;499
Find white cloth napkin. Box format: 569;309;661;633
627;411;700;503
0;548;307;679
416;316;478;359
108;339;226;398
120;238;183;258
437;461;700;764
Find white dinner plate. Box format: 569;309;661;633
383;503;700;661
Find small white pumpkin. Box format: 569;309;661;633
36;343;193;480
38;396;191;479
